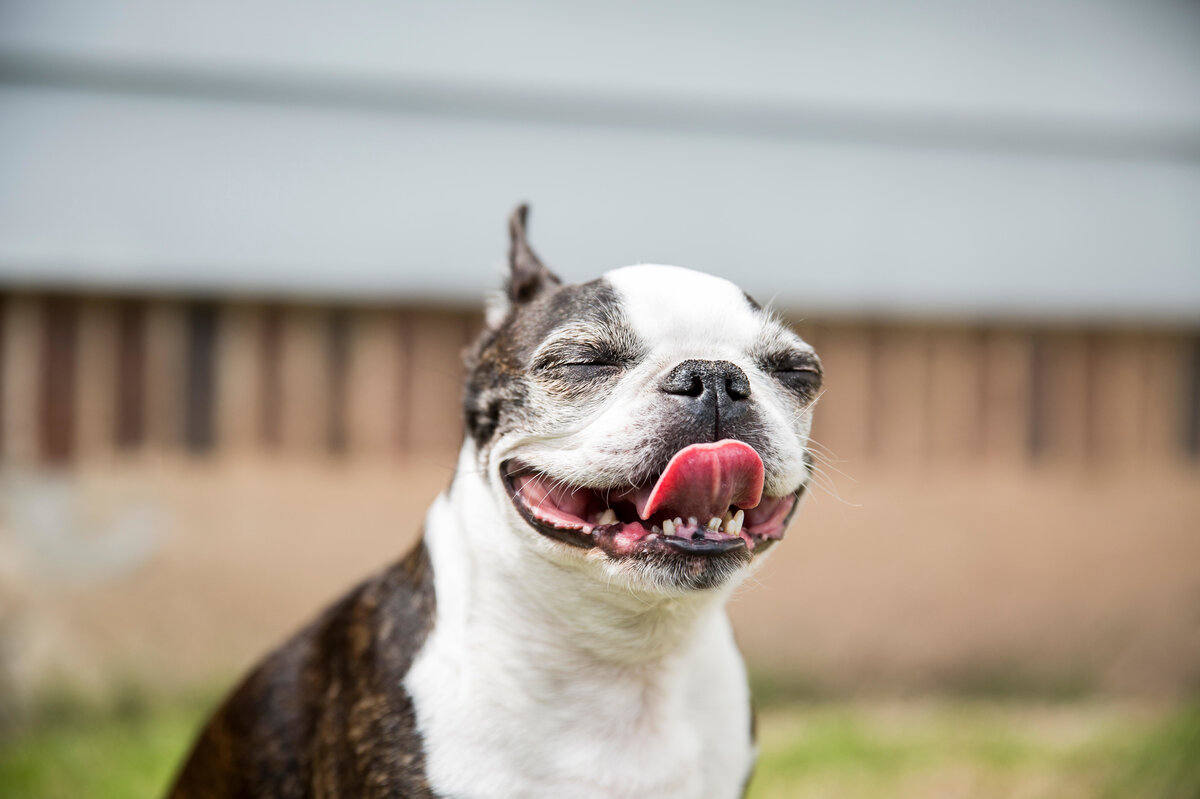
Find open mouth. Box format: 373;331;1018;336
504;440;798;559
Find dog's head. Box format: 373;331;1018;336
463;207;821;593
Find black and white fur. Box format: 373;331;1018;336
412;208;819;797
169;206;821;799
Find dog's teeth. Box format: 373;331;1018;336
728;509;744;535
662;518;676;536
651;524;661;533
597;508;618;526
674;517;683;528
707;516;722;532
687;517;698;529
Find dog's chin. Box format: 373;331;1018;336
500;458;802;592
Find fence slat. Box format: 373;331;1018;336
1034;333;1090;464
326;310;351;454
1140;334;1187;463
2;295;39;462
184;303;219;454
217;303;260;454
347;309;405;457
145;301;186;451
981;330;1032;463
405;311;468;456
39;297;78;464
75;300;119;460
875;327;931;462
808;323;874;463
928;329;984;461
115;300;147;450
1088;332;1144;467
279;307;328;453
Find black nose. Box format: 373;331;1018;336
659;359;751;439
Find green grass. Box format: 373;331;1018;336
747;701;1200;799
0;689;212;799
1101;704;1200;799
1;691;1197;799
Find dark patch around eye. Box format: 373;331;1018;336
463;277;646;448
532;338;628;371
758;350;823;398
758;348;821;372
773;368;822;398
533;342;626;373
535;345;627;389
555;363;623;381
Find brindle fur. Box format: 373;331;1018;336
167;542;437;798
167;207;557;798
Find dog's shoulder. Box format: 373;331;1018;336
168;540;439;799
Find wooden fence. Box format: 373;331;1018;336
1;293;1197;470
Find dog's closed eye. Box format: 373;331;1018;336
533;344;627;382
759;351;823;398
772;367;822;397
553;362;624;381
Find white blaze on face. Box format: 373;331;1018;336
601;263;814;499
605;265;764;361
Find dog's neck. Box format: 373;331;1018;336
408;447;755;798
433;443;735;669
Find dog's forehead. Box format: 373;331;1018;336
603;264;763;349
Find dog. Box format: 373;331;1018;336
168;206;821;799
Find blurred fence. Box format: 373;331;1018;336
2;292;1197;471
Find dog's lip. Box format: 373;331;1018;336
501;459;799;558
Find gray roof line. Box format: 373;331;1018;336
3;50;1198;164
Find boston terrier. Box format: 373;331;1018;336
168;206;822;799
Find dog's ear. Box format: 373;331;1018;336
506;204;561;304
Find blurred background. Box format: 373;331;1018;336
1;1;1198;796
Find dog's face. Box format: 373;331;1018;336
463;208;821;593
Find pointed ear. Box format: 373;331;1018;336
507;204;561;304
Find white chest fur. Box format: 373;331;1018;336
406;471;756;799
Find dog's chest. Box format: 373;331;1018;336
406;613;754;799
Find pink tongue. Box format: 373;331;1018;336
636;440;764;522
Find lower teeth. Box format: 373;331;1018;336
586;510;747;538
